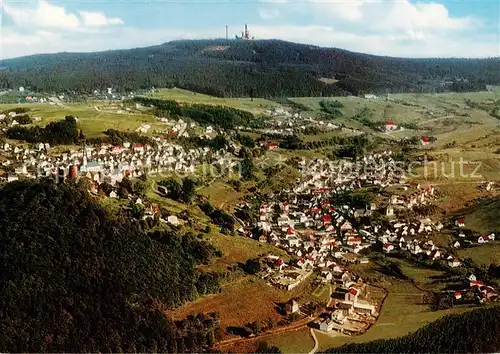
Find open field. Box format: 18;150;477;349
170;277;298;331
393;259;448;291
205;232;287;271
0;102;162;138
265;328;315;353
291;91;500;148
198;181;243;211
147;88;280;114
459;243;500;267
292;95;424;125
453;197;500;234
410;155;500;182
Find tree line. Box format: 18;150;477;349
86;129;155;146
132;96;255;129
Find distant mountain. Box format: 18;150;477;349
1;39;499;97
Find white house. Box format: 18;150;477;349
167;215;179;225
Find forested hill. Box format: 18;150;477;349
326;306;500;353
1;39;499;97
0;180;221;352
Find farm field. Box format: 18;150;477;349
393;259;448;290
147;88;280;114
459;243;500;267
291;91;500;147
265;328;315;353
453;197;500;234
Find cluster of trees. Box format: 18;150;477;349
242;258;261;274
132;97;254;129
7;115;80;145
276;133;369;159
1;107;30;115
13;114;33;125
259;164;301;192
334;136;370;159
238;158;256;181
351;106;378;128
234;133;255;148
328;306;500;353
199;201;236;232
277;134;368;154
172;313;223;352
157;177;197;203
86;129;155;146
0;180;223;352
465;98;500;119
319;100;344;118
1;40;498;97
181;134;229;151
271;97;311;111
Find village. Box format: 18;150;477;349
0;136;239;185
0;97;499;343
238;106;367;139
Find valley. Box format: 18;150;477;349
0;88;499;352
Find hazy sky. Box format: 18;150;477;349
0;0;498;59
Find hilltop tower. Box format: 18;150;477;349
235;24;253;40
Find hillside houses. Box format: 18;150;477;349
240;108;361;137
251;150;448;291
0;137;236;185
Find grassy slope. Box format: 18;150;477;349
1;102;161;138
455;198;500;235
459;243;500;267
147;88;280;114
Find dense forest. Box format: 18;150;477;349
327;306;500;353
0;180;222;352
1;40;498;97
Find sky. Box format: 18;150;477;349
0;0;498;59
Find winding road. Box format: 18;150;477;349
308;328;319;354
